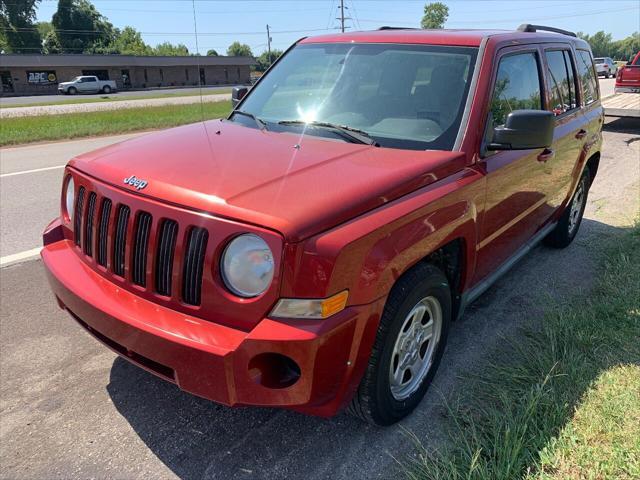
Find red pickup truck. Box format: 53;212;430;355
615;51;640;93
42;24;603;425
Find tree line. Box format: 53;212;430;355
3;1;637;66
0;0;259;59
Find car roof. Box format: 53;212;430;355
300;28;588;48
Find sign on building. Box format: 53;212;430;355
27;71;57;84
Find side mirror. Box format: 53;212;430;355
487;110;555;151
231;86;248;108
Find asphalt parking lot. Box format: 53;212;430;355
1;113;638;478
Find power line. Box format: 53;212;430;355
1;26;340;36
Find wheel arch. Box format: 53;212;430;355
585;151;600;186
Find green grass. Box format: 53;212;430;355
405;222;640;480
1;88;232;109
0;101;232;146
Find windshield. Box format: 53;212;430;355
235;43;478;151
594;58;605;64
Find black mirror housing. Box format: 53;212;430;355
488;110;555;151
231;86;249;107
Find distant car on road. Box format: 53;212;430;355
594;57;617;78
615;51;640;94
58;76;117;95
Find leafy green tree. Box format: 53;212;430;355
36;20;52;39
421;2;448;29
153;41;189;56
255;49;283;72
206;49;219;56
52;0;115;53
612;32;639;61
43;29;62;53
0;0;42;53
227;41;253;57
112;26;151;55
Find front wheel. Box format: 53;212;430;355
544;167;590;248
348;263;451;425
68;87;77;95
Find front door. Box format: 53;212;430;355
474;46;554;282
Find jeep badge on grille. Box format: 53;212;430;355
123;175;148;190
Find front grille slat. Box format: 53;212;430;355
83;192;97;256
155;220;178;296
113;205;130;277
97;198;112;266
74;187;86;246
132;212;152;287
182;227;208;306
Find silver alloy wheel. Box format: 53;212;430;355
568;180;585;234
389;296;442;401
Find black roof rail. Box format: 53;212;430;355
377;26;420;31
517;24;576;37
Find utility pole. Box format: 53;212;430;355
266;24;272;65
336;0;351;33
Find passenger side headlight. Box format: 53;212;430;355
221;234;274;297
64;176;75;224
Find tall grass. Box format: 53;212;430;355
406;223;640;479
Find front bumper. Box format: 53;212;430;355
42;221;384;416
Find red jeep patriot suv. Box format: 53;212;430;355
42;24;603;425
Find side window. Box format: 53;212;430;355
545;50;578;115
576;50;599;105
489;52;542;127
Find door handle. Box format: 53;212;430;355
537;149;555;163
575;129;588;139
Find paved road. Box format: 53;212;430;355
0;120;638;479
0;85;238;107
0;134;145;260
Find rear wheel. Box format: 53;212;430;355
102;85;111;94
347;263;451;425
544;167;590;248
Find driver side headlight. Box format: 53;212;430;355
221;234;274;297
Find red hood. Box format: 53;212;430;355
70;120;465;241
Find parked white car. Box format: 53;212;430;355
594;57;617;78
58;76;117;95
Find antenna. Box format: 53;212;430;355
191;0;204;121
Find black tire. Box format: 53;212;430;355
68;87;77;95
544;167;590;248
102;85;111;94
347;263;451;425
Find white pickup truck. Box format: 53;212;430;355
58;76;117;95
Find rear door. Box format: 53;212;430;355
540;46;585;211
474;46;552;281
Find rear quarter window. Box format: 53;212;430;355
576;50;599;105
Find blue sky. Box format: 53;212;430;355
35;0;640;56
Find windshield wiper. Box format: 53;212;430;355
278;120;378;146
233;110;268;131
